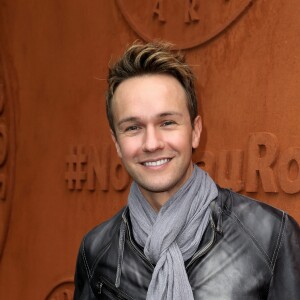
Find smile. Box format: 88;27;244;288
142;158;170;167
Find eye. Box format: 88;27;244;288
124;125;140;132
162;120;176;127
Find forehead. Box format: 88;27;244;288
112;74;188;120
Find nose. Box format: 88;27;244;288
142;126;164;152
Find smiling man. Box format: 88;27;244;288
74;42;300;300
111;74;202;211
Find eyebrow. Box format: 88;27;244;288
159;111;183;118
117;111;183;127
117;117;140;127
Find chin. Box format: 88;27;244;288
138;180;178;194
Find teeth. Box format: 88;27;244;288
143;159;170;167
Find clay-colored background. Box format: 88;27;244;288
1;0;300;299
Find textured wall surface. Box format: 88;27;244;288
1;0;300;299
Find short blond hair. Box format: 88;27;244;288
106;41;198;135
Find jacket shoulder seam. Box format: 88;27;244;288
81;236;92;280
228;209;273;273
270;212;286;270
90;240;113;277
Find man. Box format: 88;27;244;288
74;42;300;299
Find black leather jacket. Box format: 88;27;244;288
74;188;300;299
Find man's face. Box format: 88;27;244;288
111;74;201;202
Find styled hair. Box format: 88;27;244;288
106;41;198;135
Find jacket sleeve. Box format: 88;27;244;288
267;214;300;299
73;240;97;300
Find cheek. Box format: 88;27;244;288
118;137;141;159
165;132;193;152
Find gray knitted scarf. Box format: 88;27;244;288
128;165;218;300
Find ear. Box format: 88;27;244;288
192;115;202;149
111;130;122;158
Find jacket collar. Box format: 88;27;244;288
120;187;229;269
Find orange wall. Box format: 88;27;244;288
1;0;300;299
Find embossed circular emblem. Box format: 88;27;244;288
0;48;17;258
116;0;252;49
45;281;74;300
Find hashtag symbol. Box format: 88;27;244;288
65;145;87;190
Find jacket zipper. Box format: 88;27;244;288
122;217;155;270
97;276;134;300
186;219;216;268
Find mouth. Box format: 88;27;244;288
142;158;171;167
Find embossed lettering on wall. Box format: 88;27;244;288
116;0;252;49
45;281;74;300
153;0;199;23
194;132;300;194
65;144;130;192
65;133;300;195
0;50;17;258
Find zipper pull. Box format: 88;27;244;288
97;282;103;294
216;209;223;234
